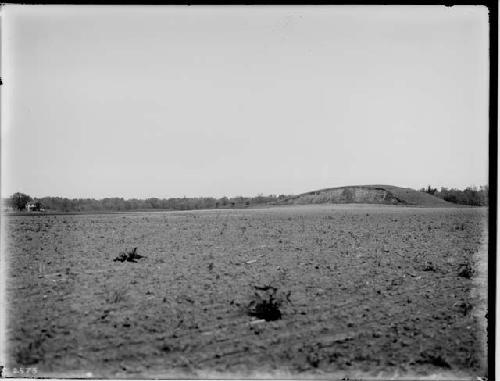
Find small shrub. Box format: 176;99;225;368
422;262;437;272
458;262;474;279
113;247;144;263
247;285;286;321
247;295;282;321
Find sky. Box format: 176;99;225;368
1;5;489;199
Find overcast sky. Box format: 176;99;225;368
2;5;489;199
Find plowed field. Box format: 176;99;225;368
4;205;488;379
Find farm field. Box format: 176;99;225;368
4;204;488;379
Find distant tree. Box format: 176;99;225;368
33;200;42;211
433;185;488;206
10;192;32;211
425;185;437;195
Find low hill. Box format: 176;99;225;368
277;185;453;207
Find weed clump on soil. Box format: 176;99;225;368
422;262;437;272
247;285;289;321
415;351;451;369
107;288;127;303
457;262;474;279
113;247;144;263
15;331;50;365
247;293;281;321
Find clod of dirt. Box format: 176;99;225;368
457;262;474;279
390;277;403;286
107;289;127;304
454;301;473;316
254;284;277;292
160;344;172;352
113;247;145;263
15;331;49;365
306;351;321;368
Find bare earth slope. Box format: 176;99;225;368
280;185;452;207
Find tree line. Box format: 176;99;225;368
419;185;489;206
5;192;292;212
5;185;488;212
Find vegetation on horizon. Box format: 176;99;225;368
4;193;291;212
419;185;488;206
4;185;488;212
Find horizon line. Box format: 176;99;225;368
2;183;489;201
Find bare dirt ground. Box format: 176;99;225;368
4;205;488;379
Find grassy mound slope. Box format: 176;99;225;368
279;185;453;207
370;185;452;207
